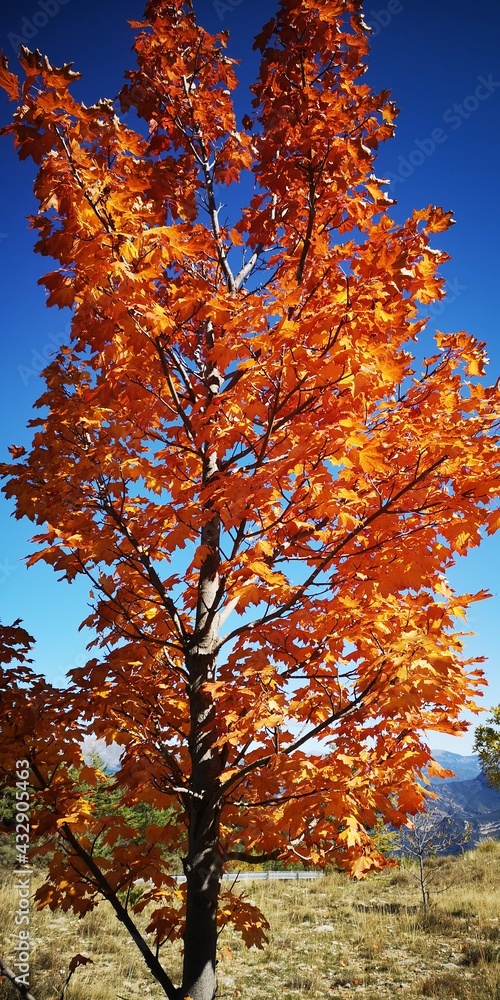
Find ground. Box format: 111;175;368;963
1;840;499;999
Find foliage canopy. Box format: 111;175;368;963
474;706;500;790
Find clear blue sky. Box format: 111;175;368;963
0;0;499;754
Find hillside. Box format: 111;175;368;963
433;772;500;843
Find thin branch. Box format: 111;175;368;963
217;454;448;650
234;243;265;290
223;850;280;864
0;956;37;1000
180;74;236;294
213;667;383;809
29;763;179;1000
229;789;319;809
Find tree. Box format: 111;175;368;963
0;2;499;998
474;705;500;790
399;807;471;913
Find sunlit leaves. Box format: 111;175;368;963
218;890;270;949
0;53;19;100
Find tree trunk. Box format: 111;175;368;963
418;855;428;913
181;489;223;1000
181;639;223;1000
182;831;222;1000
179;345;226;999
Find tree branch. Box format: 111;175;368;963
0;956;37;1000
223;850;280;865
29;763;180;1000
218;454;448;650
234;243;265;290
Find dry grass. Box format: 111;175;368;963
1;840;499;999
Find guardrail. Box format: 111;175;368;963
171;871;324;883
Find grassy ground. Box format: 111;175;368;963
1;840;499;1000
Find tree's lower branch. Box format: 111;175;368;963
223;850;280;865
61;826;180;1000
214;665;384;810
218;454;448;652
0;955;37;1000
29;763;180;1000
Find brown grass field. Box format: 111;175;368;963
1;840;499;1000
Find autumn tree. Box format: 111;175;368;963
0;2;499;998
474;705;500;790
399;807;471;912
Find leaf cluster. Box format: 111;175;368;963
474;706;500;790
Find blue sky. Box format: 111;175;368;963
0;0;499;754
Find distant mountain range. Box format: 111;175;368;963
430;751;500;845
432;750;481;782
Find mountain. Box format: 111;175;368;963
432;750;481;782
432;772;500;844
428;753;500;845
